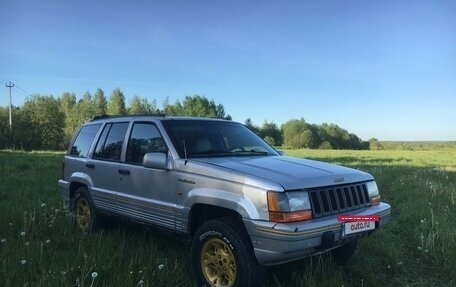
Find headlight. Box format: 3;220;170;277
267;191;312;222
366;181;381;205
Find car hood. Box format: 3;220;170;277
191;156;373;190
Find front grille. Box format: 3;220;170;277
308;183;370;218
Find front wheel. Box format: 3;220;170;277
191;218;264;287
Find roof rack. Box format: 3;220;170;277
91;114;166;121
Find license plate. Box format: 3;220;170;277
342;221;375;237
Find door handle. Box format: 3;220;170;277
86;163;95;168
118;169;130;175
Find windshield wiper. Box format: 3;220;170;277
230;150;270;156
187;150;233;158
187;150;270;158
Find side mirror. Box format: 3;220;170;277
143;152;168;169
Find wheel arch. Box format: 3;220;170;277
189;204;248;239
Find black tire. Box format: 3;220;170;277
71;186;103;232
191;218;265;287
331;239;358;265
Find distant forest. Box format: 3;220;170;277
1;88;386;151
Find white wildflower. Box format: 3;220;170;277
20;231;26;237
21;259;27;265
46;239;51;244
91;271;98;278
1;238;6;243
41;203;46;208
158;264;164;270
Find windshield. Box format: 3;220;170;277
161;119;279;158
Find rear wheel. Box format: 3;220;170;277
71;186;103;232
191;218;264;287
331;240;358;264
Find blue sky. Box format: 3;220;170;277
1;0;455;141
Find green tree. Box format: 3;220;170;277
163;95;231;119
21;95;65;150
0;106;11;148
260;120;282;146
244;118;261;135
128;95;159;114
282;118;318;148
93;88;107;115
59;92;78;146
107;88;127;115
369;138;384;150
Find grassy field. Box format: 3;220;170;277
1;147;455;286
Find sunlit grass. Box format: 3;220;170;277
1;149;455;286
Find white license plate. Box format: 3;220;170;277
343;221;375;237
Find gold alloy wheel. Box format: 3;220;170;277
75;197;91;231
200;238;237;287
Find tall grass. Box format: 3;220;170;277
1;148;455;286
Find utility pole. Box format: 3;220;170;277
6;81;14;131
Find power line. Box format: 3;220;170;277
14;84;31;97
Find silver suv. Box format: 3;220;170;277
58;115;391;287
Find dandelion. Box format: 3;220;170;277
137;279;144;286
139;270;143;274
417;246;422;251
158;264;164;270
25;241;30;246
1;238;6;243
387;265;391;269
45;239;51;244
41;203;46;208
21;259;27;265
420;219;425;224
397;261;403;266
20;231;26;237
89;271;98;287
8;222;13;226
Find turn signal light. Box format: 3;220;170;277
370;196;381;205
269;210;312;223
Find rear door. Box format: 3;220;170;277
87;121;129;212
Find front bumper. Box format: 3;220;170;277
243;202;391;266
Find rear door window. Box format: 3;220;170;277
69;124;101;158
93;122;129;161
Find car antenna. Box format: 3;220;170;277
183;140;188;165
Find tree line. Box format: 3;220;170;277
0;88;382;151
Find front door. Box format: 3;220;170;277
116;122;177;230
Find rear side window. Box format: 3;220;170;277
93;122;129;161
126;123;167;164
69;124;101;158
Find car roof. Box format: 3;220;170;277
90;114;231;123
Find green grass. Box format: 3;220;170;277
1;148;455;286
